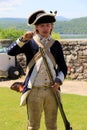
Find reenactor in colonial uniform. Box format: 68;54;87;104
7;10;67;130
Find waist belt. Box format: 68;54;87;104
33;86;50;89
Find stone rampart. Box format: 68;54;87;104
1;39;87;80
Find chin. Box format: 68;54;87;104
42;34;49;38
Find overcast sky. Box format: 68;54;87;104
0;0;87;18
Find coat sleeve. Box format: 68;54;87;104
7;39;29;56
51;40;67;84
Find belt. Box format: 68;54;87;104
33;86;50;90
32;86;61;91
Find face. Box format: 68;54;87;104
35;23;53;38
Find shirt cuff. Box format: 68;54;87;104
16;38;26;48
55;71;64;85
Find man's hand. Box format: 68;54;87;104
52;82;60;91
22;31;34;41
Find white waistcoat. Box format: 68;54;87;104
28;55;56;88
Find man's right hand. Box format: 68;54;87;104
22;31;34;41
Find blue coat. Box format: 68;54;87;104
7;38;67;90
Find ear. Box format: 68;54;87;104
34;25;39;33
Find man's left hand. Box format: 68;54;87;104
52;82;60;91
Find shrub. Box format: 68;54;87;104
0;28;25;40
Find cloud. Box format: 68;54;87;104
0;0;23;12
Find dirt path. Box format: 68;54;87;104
61;80;87;96
0;77;87;96
0;77;24;87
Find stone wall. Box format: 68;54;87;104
1;39;87;80
60;39;87;80
0;39;13;47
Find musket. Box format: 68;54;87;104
39;47;72;130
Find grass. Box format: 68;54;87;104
0;87;87;130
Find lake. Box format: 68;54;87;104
60;34;87;39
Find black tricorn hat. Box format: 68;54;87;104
28;10;56;25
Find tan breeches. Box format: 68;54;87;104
26;87;59;130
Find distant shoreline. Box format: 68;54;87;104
60;34;87;39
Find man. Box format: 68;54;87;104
7;10;67;130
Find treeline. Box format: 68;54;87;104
0;28;60;40
54;17;87;34
0;17;87;34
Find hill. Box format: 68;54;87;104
56;16;70;21
0;18;28;30
0;17;87;36
54;17;87;34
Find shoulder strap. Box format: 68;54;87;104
26;50;41;75
26;36;57;75
33;36;57;67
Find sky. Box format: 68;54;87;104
0;0;87;19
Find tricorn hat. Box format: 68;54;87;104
28;10;57;25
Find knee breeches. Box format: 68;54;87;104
26;87;59;130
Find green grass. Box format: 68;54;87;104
0;87;87;130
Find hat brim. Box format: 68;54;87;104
33;14;56;25
20;90;31;106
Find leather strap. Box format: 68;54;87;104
26;36;57;75
33;36;56;67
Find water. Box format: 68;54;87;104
60;34;87;39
